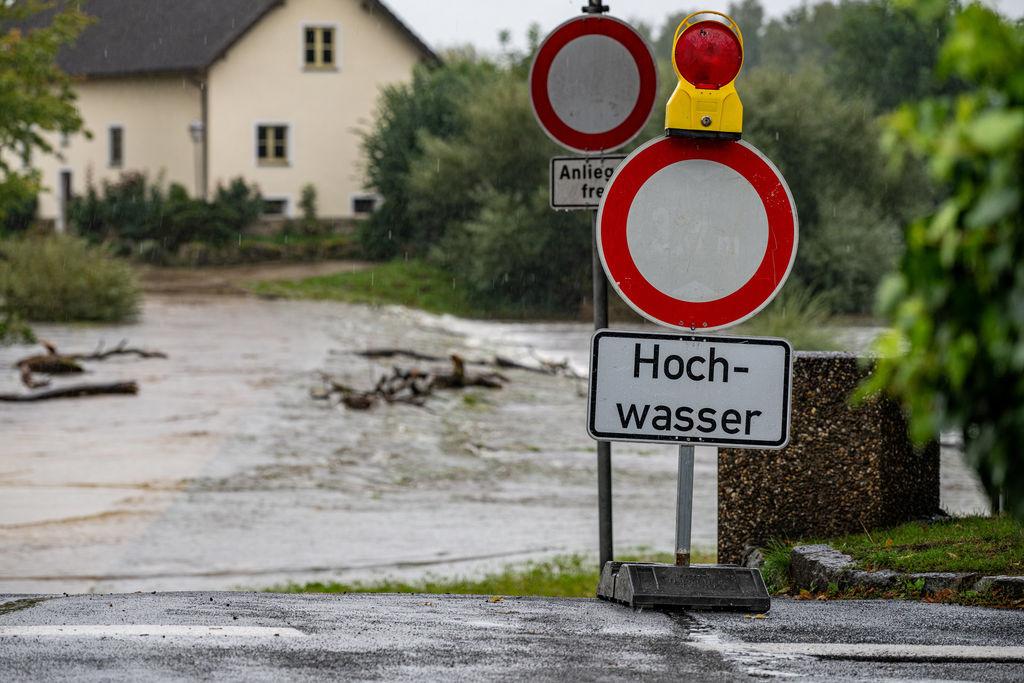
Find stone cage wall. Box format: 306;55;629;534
718;352;940;565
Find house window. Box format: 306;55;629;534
256;125;288;166
109;126;123;168
263;198;288;217
304;26;335;68
352;194;380;216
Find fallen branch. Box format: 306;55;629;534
15;339;167;389
314;355;507;410
70;339;169;362
0;381;139;402
356;347;572;377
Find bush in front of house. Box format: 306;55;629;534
0;234;139;322
69;173;263;256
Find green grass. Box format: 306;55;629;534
732;286;840;351
762;516;1024;596
249;259;480;317
272;549;716;597
829;515;1024;575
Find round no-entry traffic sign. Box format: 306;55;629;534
530;15;658;154
597;136;798;331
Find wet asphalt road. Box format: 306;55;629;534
1;593;1022;681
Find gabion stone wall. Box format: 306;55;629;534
718;352;940;565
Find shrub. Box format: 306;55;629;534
68;173;263;253
1;194;38;235
0;235;139;322
359;57;496;259
864;5;1024;520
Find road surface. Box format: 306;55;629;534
1;593;1022;680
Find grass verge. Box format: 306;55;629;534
827;515;1024;576
272;549;716;597
762;516;1024;606
249;259;480;317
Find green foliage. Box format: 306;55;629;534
359;57;495;259
826;0;955;111
249;260;478;317
69;173;263;255
743;66;929;312
0;234;138;322
733;286;839;350
291;183;325;236
0;1;91;221
760;541;793;594
0;309;35;345
864;5;1024;519
759;0;955;111
828;516;1024;575
408;72;590;313
1;194;38;235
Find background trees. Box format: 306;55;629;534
359;0;953;317
0;1;90;225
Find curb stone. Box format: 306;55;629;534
789;545;1020;596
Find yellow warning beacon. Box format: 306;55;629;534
665;11;744;139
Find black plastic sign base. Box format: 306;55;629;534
597;562;770;612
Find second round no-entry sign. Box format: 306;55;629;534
530;15;658;154
597;136;799;331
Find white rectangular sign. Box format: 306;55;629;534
550;155;625;210
587;330;793;449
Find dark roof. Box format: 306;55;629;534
17;0;436;78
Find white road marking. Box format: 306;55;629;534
689;640;1024;662
0;625;305;638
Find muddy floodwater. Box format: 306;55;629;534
1;295;988;593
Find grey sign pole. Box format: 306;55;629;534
675;445;695;567
592;209;613;569
582;0;613;574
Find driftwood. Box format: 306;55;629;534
6;339;165;400
0;381;139;402
15;339;167;390
314;354;507;410
355;347;575;377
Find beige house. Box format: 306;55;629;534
31;0;436;229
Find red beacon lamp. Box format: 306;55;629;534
665;11;744;139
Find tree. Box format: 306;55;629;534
864;4;1024;519
358;55;494;259
742;66;932;312
0;1;91;220
826;0;955;111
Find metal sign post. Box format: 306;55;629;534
532;1;658;572
592;210;613;569
589;11;799;614
675;445;694;567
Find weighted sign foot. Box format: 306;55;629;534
596;562;770;612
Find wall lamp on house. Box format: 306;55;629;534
189;120;205;144
189;120;207;199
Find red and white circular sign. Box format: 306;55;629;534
597;136;798;331
530;15;658;154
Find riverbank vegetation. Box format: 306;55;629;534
0;235;138;326
275;549;714;598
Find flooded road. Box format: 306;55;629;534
0;295;988;593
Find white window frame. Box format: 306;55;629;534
261;195;292;219
108;124;124;168
254;122;292;167
350;192;383;217
300;22;341;71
